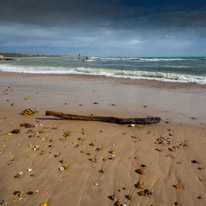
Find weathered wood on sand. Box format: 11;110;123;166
46;110;161;125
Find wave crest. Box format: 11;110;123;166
0;64;206;84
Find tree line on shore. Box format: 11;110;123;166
0;53;60;58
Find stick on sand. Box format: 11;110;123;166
45;111;161;125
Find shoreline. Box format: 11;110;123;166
0;70;206;127
1;70;206;91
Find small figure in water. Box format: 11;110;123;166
86;56;88;60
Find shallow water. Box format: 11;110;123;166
0;56;206;84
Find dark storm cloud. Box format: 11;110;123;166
0;0;206;56
1;0;206;28
0;0;129;26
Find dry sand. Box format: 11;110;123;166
0;71;206;206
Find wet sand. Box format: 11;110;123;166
0;71;206;206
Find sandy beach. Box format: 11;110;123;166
0;71;206;206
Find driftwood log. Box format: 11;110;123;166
46;111;161;125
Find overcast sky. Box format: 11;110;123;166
0;0;206;56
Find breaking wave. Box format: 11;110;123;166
1;64;206;84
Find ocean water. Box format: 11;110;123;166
0;56;206;84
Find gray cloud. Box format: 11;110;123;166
0;0;206;56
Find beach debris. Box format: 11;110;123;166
99;169;106;173
63;131;70;137
174;202;179;205
130;124;135;127
155;137;173;145
96;147;102;152
63;164;68;170
39;203;47;206
93;102;99;104
191;160;199;164
13;191;24;198
13;191;20;196
115;201;121;206
164;154;174;159
46;110;161;125
10;129;20;134
30;173;36;177
175;184;182;189
20;123;35;128
80;150;86;154
199;177;203;181
88;158;97;163
15;171;24;178
173;142;187;149
136;168;144;175
136;181;144;189
110;153;116;158
125;194;133;200
109;195;118;202
197;195;202;199
138;189;152;196
82;131;86;135
89;143;95;146
103;158;108;161
59;167;64;171
27;168;32;172
26;190;34;195
198;167;204;170
21;108;38;116
33;145;40;151
109;150;115;155
7;133;12;136
0;200;5;205
75;144;80;148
